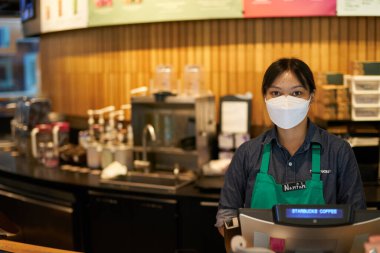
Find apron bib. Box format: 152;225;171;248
250;143;325;209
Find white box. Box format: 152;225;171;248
345;75;380;94
352;93;380;107
351;106;380;121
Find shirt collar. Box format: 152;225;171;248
262;119;323;152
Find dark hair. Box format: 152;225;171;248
261;58;316;96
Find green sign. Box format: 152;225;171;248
88;0;242;27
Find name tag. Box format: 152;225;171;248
282;181;307;192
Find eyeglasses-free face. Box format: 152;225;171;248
265;71;313;101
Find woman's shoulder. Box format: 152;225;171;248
314;125;351;152
238;128;272;151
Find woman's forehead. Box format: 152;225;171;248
271;71;301;86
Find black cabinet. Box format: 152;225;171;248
0;182;77;250
87;191;178;253
179;198;225;253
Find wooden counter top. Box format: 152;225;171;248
0;240;81;253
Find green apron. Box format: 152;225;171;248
250;143;325;209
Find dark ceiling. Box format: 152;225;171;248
0;0;20;17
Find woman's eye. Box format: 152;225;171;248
291;91;303;97
270;91;281;97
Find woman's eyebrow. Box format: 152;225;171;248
268;85;282;89
290;85;306;89
269;84;304;89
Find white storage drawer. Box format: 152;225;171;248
351;106;380;121
352;94;380;107
345;75;380;94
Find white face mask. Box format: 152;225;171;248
265;95;311;129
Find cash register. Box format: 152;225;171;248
236;204;380;253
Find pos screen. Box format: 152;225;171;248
273;204;353;226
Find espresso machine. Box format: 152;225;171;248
131;95;216;173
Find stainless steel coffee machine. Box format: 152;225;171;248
131;95;216;173
11;97;51;156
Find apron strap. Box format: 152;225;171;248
311;143;321;181
259;143;271;174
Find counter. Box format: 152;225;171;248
0;151;221;199
0;151;225;253
0;151;379;253
0;240;81;253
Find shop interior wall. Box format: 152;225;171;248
39;17;380;127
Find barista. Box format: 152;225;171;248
216;58;366;236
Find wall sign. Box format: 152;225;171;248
337;0;380;16
88;0;242;27
244;0;336;18
41;0;88;33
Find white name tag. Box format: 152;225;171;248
282;181;307;192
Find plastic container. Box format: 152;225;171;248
153;65;174;93
351;107;380;121
183;65;203;96
345;75;380;94
31;124;53;159
352;94;380;107
44;142;59;168
52;122;70;148
86;142;102;169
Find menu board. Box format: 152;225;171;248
337;0;380;16
88;0;242;27
244;0;336;18
41;0;88;33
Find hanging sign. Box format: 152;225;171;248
88;0;243;27
244;0;336;18
337;0;380;16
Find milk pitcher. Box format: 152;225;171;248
30;124;54;162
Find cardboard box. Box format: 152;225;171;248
351;61;380;75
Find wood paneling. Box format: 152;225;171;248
40;17;380;126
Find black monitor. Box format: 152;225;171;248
20;0;35;22
239;205;380;253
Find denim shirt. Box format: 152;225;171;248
215;120;366;227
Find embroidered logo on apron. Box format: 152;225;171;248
282;181;307;192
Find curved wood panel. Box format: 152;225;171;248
40;17;380;126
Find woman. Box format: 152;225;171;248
216;58;366;235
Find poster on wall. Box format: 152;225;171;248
337;0;380;16
41;0;88;33
244;0;336;18
88;0;243;27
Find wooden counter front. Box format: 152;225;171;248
0;240;81;253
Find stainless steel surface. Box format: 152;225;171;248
131;95;216;172
200;201;219;207
142;124;156;162
100;171;195;193
0;189;73;213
